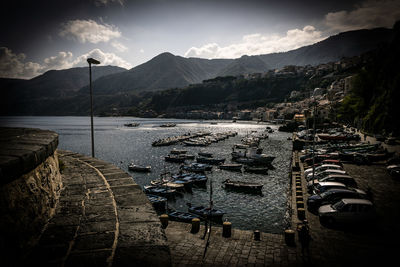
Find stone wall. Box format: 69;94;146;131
0;128;62;257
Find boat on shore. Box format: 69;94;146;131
222;179;263;193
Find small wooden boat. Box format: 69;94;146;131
170;149;187;154
181;163;212;172
244;166;268;174
219;163;243;171
146;194;167;210
196;157;225;165
188;205;225;220
165;154;186;163
160;123;177;127
223;179;263;193
198;152;213;158
128;163;151;172
124;122;140;127
143;185;177;197
168;210;199;223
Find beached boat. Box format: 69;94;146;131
222;179;263;193
188;205;225;220
128;163;151;172
219;163;243;171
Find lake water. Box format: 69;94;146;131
0;116;292;233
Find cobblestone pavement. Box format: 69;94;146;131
22;150;171;267
165;221;300;267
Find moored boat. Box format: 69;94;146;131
165;154;186;163
181;163;212;172
168;210;199;222
222;179;263;193
188;205;225;220
143;185;178;197
196;157;225;165
219;163;243;171
128;163;151;172
146;194;167;210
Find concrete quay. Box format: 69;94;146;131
22;150;171;267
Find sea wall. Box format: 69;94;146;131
0;127;62;255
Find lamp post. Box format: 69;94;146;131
87;57;100;157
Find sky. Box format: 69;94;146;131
1;0;400;79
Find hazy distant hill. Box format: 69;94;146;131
0;65;126;115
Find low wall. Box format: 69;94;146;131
0;127;62;256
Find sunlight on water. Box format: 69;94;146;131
0;116;292;233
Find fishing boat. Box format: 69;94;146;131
165;154;186;163
187;205;225;220
222;179;263;193
181;163;212;172
198;152;213;158
196;157;225;165
219;163;243;171
168;210;199;223
128;163;151;172
143;185;177;197
124;122;140;127
170;149;187;154
146;194;167;210
160;123;177;127
244;166;268;174
172;173;208;186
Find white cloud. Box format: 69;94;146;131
184;25;325;59
72;49;132;69
0;47;42;79
59;19;121;44
0;47;132;79
139;49;144;53
325;0;400;32
111;41;128;52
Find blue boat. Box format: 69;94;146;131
168;210;199;223
188;205;225;220
146;194;167;210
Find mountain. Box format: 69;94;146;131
83;53;233;95
87;27;394;96
0;65;126;115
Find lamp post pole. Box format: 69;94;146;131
87;58;100;158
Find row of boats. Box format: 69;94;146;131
152;131;237;147
124;122;177;128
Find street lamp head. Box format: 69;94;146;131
87;58;100;65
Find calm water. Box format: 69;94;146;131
0;116;292;233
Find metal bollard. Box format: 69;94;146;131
284;229;295;246
297;208;306;220
222;221;232;238
254;230;261;241
160;214;169;228
191;218;200;233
